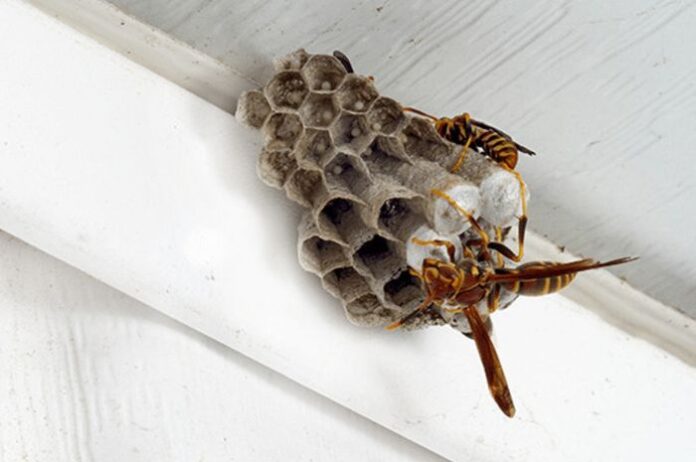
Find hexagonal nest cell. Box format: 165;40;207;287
237;49;527;332
300;237;349;275
323;267;371;301
236;90;271;129
336;74;379;112
361;136;411;174
378;196;426;242
345;294;397;326
354;234;405;284
302;55;347;92
285;168;325;207
263;113;303;151
324;153;371;196
299;93;339;128
257;149;298;189
265;71;309;110
401;117;455;167
367;97;405;135
383;270;424;310
294;129;335;168
317;197;366;244
330;113;373;154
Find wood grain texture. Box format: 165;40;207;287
0;231;442;462
108;0;696;317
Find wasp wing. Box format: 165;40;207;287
489;257;636;283
470;119;536;156
464;305;515;418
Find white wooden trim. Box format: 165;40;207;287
28;0;257;113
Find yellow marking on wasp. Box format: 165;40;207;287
424;268;439;282
494;227;504;267
512;280;521;293
542;277;551;294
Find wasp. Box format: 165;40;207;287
387;189;636;417
404;107;536;263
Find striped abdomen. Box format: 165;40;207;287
498;262;577;296
476;130;518;169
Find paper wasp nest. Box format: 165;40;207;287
237;49;524;331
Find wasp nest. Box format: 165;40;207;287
237;49;525;332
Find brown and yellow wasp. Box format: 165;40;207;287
388;189;636;417
404;107;536;263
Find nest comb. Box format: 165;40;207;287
236;49;526;332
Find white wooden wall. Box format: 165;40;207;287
106;0;696;317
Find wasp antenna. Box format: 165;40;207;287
593;256;639;268
403;107;439;121
385;296;434;331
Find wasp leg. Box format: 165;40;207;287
450;141;472;174
403;106;439;121
411;237;457;262
494;227;505;268
462;245;477;259
487;283;501;313
450;113;475;174
385;297;434;331
484;166;527;263
431;189;493;263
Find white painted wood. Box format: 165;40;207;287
28;0;257;113
98;0;696;317
1;2;696;460
0;231;441;461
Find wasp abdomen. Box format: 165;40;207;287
499;262;577;296
477;131;518;169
